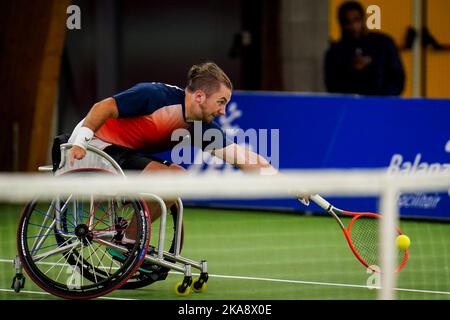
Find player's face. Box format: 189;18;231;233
342;9;365;39
200;84;232;122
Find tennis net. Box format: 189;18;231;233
0;170;449;300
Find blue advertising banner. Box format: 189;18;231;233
176;92;450;219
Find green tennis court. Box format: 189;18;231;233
1;205;449;300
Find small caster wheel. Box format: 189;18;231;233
191;277;207;293
174;281;191;297
20;276;26;288
11;274;25;293
13;279;21;293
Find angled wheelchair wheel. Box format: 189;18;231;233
17;193;150;299
119;205;184;290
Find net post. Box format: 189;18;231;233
378;182;399;300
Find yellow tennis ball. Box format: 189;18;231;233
396;235;411;250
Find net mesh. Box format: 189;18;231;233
0;170;449;300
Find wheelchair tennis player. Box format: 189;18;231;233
68;61;309;248
13;62;311;298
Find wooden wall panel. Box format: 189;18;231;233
0;0;71;171
426;0;450;98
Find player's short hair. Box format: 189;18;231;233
338;1;365;26
186;62;233;96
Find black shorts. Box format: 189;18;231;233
103;145;172;171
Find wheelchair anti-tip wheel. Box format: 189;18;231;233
11;274;25;293
17;191;150;299
191;273;209;293
174;276;192;297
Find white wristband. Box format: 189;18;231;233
73;126;94;150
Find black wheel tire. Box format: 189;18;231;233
17;196;150;300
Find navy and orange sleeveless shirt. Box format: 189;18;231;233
69;82;230;154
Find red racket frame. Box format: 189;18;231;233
309;194;409;273
336;209;409;273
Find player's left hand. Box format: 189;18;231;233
288;189;311;206
298;197;310;206
69;145;86;166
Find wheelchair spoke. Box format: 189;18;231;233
90;215;112;229
43;239;78;276
92;239;123;272
94;244;114;272
28;232;74;240
118;205;133;223
88;201;109;229
85;240;98;283
99;245;121;273
80;241;84;287
33;240;81;262
86;239;108;282
34;206;74;228
76;204;111;228
28;222;55;231
53;246;80;285
73;198;79;226
68;246;82;289
90;207;113;232
32;237;76;254
30;218;58;254
87;195;95;229
77;198;89;228
55;248;76;283
30;200;55;250
29;231;75;255
52;195;75;228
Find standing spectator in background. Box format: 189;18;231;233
325;1;405;96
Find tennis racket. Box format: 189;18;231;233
309;194;409;272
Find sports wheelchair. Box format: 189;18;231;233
12;137;208;299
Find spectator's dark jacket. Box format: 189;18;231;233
325;32;405;96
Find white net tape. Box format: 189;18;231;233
0;170;448;201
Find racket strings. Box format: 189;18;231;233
349;215;406;270
349;216;380;268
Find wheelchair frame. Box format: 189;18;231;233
13;143;208;297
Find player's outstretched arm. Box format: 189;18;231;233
212;143;276;174
70;97;119;162
212;143;310;205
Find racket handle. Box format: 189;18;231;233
310;194;332;211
